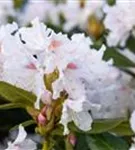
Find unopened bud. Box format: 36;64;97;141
37;113;46;125
68;133;77;146
41;105;53;121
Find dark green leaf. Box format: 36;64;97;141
69;118;124;134
0;103;22;109
0;81;36;107
103;48;135;67
110;121;134;136
75;134;90;150
88;119;125;134
86;133;129;150
127;36;135;53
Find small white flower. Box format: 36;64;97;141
103;0;135;47
5;125;37;150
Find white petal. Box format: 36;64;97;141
71;111;93;132
14;125;27;144
130;110;135;132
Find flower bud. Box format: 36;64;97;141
68;133;77;146
37;113;46;125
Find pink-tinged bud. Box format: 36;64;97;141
41;91;52;105
68;134;77;146
67;63;77;70
25;63;37;70
37;113;46;125
41;105;47;115
48;40;61;50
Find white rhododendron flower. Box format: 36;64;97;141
5;125;36;150
103;0;135;47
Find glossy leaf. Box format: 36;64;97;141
86;133;129;150
110;121;134;136
0;81;36;107
69;118;125;134
103;48;135;67
0;103;23;109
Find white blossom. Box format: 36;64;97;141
103;0;135;47
0;19;134;135
5;125;37;150
17;19;135;134
0;22;46;109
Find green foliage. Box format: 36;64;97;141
110;121;134;136
104;48;135;67
54;133;129;150
127;36;135;53
0;81;36;107
69;118;126;134
85;133;129;150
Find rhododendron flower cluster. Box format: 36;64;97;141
0;18;135;139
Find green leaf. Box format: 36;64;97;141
110;121;134;136
75;134;90;150
69;118;125;134
86;133;129;150
0;81;36;107
88;119;125;134
0;103;23;109
127;36;135;53
103;48;135;67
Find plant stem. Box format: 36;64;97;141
42;141;49;150
65;138;74;150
